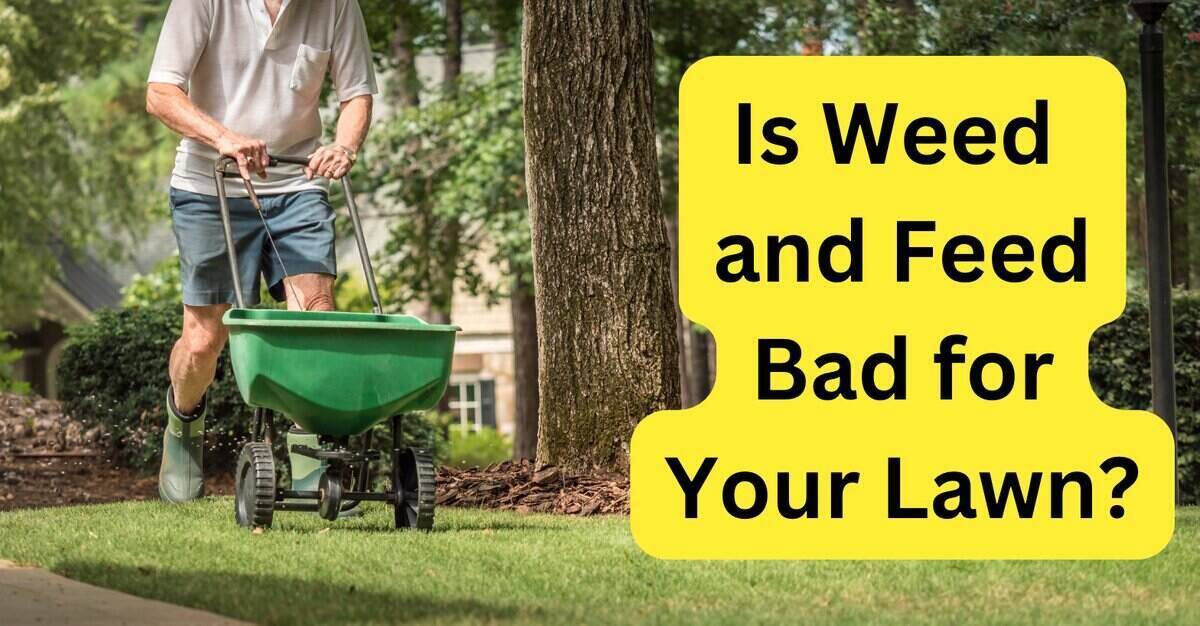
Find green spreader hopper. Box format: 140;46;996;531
224;309;457;438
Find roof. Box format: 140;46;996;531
52;243;122;311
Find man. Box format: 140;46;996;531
146;0;376;502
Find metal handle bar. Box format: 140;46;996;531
213;155;383;314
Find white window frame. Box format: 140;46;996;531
448;375;484;434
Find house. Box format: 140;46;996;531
442;270;515;437
7;245;123;399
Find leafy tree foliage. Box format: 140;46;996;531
0;0;162;316
121;253;181;308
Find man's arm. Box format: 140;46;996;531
146;83;269;180
305;94;373;180
312;0;378;181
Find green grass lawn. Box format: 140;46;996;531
0;502;1197;625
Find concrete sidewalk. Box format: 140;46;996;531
0;560;250;626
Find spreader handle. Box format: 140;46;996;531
213;155;384;314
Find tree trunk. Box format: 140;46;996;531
427;0;464;325
493;0;535;458
391;1;421;108
523;0;681;471
391;0;432;319
706;331;716;390
511;277;540;459
688;326;711;402
1129;190;1146;275
490;0;520;54
664;211;692;408
444;0;463;93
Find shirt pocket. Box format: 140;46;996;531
289;44;331;99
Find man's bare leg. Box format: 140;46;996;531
283;273;335;311
170;303;231;414
160;303;229;502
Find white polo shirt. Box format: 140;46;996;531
148;0;377;197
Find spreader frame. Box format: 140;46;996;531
218;155;440;531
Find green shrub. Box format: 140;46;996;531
58;304;247;470
445;427;512;469
58;303;446;473
1090;291;1200;504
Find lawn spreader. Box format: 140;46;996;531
214;155;457;531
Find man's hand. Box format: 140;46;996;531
305;144;355;180
216;130;269;180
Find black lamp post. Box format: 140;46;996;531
1130;0;1177;499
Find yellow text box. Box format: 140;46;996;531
630;57;1174;559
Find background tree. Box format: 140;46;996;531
484;0;540;460
0;0;157;317
524;0;681;470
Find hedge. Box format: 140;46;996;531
1089;290;1199;504
58;303;446;474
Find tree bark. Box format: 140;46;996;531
391;0;421;108
706;331;716;390
523;0;681;471
443;0;463;93
664;210;692;408
688;326;711;402
490;0;520;54
511;277;540;459
427;0;465;325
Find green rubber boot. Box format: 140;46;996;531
158;388;206;503
287;427;363;518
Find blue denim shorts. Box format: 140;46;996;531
169;188;337;306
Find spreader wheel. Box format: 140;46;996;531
235;442;275;529
318;471;343;521
394;447;435;530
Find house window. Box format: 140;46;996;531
447;376;496;433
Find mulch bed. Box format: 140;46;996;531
0;455;159;512
436;460;629;516
4;393;627;516
0;392;231;511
